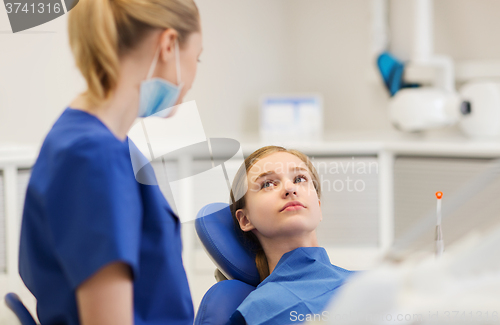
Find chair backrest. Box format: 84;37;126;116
4;293;37;325
194;203;260;325
194;279;255;325
195;202;260;286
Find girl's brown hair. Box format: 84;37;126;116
68;0;200;108
230;146;321;283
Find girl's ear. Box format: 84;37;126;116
235;209;255;232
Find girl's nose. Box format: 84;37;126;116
283;180;297;197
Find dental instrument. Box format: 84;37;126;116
435;191;444;258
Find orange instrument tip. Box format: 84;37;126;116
436;191;443;199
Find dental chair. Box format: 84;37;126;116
4;293;38;325
194;202;260;325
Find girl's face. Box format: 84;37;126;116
236;152;322;240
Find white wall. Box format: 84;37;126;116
184;0;292;140
285;0;391;133
434;0;500;60
0;0;390;148
190;0;391;139
0;10;85;147
0;1;294;148
390;0;500;61
3;1;500;147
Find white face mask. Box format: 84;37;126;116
137;39;184;118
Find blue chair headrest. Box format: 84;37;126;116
4;293;37;325
195;203;260;287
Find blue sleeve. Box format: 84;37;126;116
45;136;142;290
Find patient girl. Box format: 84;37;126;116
229;146;356;325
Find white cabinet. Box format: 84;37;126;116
0;169;30;275
0;172;4;274
394;156;500;253
0;150;37;324
312;157;379;247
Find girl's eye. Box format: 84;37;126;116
295;175;307;183
261;180;276;189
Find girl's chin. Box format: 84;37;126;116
273;220;319;236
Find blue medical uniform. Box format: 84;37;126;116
230;247;356;325
19;107;193;325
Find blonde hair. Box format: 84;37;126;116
230;146;321;283
68;0;200;108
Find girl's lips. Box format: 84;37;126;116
282;205;304;212
280;201;305;212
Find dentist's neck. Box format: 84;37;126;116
259;232;319;275
69;32;161;142
70;55;144;142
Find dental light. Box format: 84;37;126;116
378;0;500;137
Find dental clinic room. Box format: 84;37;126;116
1;0;500;324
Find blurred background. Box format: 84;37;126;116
4;0;500;145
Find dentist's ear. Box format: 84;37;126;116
235;209;255;232
158;28;179;62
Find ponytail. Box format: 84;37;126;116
68;0;200;108
255;249;270;282
68;0;120;107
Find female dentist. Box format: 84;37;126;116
18;0;202;324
